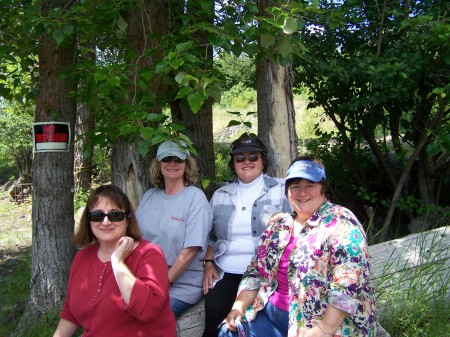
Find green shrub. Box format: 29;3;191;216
214;142;233;183
220;83;256;109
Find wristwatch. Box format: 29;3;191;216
202;259;215;267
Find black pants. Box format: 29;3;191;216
202;273;243;337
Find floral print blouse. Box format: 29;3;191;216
238;200;377;337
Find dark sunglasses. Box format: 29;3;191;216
161;156;185;163
88;211;128;222
234;153;260;163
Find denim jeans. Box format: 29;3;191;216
170;297;194;318
218;301;288;337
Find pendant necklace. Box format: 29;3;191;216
237;184;262;211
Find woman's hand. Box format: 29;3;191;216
203;262;219;294
111;236;135;263
110;236;137;305
224;307;244;331
268;212;288;225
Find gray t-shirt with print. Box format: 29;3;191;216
136;186;212;304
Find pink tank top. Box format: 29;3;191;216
269;235;297;311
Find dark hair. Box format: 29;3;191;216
285;156;330;197
74;185;142;246
228;133;269;174
149;156;198;189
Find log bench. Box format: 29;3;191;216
176;226;450;337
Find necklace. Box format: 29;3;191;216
237;184;262;211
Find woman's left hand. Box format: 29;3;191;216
112;236;135;263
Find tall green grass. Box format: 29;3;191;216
375;226;450;336
0;255;32;336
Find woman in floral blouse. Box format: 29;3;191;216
219;156;377;337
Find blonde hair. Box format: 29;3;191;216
149;156;198;189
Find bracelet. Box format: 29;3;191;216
202;259;215;267
317;323;333;336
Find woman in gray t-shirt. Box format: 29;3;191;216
136;140;212;317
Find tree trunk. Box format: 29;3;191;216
111;0;169;206
74;46;95;192
256;60;297;178
74;103;94;192
170;0;216;199
15;1;77;332
171;98;216;199
111;143;151;212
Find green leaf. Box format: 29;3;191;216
140;127;155;140
200;0;212;11
261;34;276;48
170;59;184;69
176;41;193;52
176;86;194;99
115;30;125;39
140;71;153;81
278;36;293;58
426;142;440;157
52;29;65;45
94;73;107;82
118;124;135;136
62;24;74;36
107;76;121;86
201;178;211;189
187;92;205;113
227;120;241;127
147;113;166;122
117;16;128;32
283;17;298;34
206;86;221;103
136;139;149;158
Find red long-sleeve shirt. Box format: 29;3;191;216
60;240;176;337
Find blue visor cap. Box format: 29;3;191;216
285;160;326;182
156;140;190;161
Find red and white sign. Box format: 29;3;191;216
33;122;71;152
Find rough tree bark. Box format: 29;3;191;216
74;103;94;192
256;60;297;178
170;0;216;199
256;0;297;178
111;0;169;208
14;0;77;333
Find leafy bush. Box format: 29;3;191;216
219;83;256;109
214;142;233;183
304;135;372;200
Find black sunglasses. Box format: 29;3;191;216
88;211;128;222
234;153;260;163
161;156;185;163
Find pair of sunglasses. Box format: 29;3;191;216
161;156;185;163
88;211;128;222
234;153;260;163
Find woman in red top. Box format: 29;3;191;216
53;185;176;337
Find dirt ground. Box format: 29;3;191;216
0;192;32;278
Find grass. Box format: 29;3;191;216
374;226;450;336
213;92;336;144
0;255;31;336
